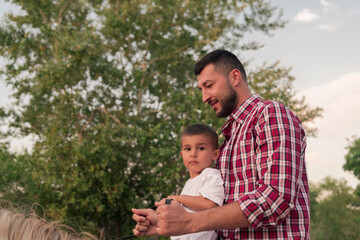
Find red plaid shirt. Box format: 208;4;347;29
216;94;310;239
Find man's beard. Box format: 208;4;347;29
216;86;237;118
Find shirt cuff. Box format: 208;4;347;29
237;185;290;229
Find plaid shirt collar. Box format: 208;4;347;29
221;94;261;140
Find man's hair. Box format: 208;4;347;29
181;123;218;149
0;208;99;240
193;49;247;81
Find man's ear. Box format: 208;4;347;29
230;69;241;87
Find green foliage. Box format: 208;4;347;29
0;144;24;199
0;0;321;238
310;177;360;240
344;136;360;182
0;144;33;203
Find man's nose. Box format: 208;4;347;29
202;90;210;103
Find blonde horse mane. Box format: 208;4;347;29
0;203;100;240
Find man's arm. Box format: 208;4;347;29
155;201;251;236
238;103;307;228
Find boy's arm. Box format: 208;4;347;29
166;194;219;211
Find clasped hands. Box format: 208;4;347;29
132;197;193;237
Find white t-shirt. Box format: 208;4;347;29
171;167;224;240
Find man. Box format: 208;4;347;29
132;50;310;239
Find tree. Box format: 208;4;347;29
0;144;34;203
344;136;360;196
344;136;360;180
310;177;360;240
0;0;321;237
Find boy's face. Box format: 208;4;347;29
181;134;220;178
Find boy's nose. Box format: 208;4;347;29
191;149;198;157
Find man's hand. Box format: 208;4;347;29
132;208;158;236
155;199;194;236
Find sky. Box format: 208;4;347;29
0;0;359;188
244;0;360;188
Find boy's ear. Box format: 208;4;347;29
213;149;220;160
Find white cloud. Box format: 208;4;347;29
293;9;319;22
320;0;337;12
300;71;360;188
318;24;336;32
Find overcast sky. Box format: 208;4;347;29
245;0;360;188
1;0;359;188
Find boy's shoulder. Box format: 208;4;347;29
201;167;221;177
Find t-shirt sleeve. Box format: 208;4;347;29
199;168;225;206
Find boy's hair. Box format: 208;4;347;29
193;49;247;81
181;123;218;149
0;208;99;240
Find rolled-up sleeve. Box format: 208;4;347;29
237;104;305;229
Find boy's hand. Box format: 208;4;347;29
167;195;180;202
159;195;180;205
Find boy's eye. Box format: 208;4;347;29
198;147;205;150
184;147;191;151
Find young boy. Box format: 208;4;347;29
161;123;225;240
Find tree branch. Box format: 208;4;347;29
77;108;99;141
137;19;156;114
57;0;71;25
101;107;125;127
